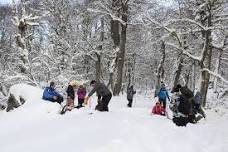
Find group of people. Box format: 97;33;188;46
42;79;205;126
151;82;206;126
42;80;112;114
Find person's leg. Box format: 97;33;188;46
47;98;56;102
163;100;166;110
127;99;133;107
102;94;112;111
158;98;162;105
56;96;63;104
95;100;103;111
78;98;84;106
76;98;84;108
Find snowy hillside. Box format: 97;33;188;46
0;84;228;152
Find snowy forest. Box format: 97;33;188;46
1;0;228;106
0;0;228;151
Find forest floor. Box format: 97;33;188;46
0;84;227;152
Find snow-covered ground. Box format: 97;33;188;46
0;84;228;152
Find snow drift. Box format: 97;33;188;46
0;84;227;152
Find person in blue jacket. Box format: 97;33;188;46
42;81;63;104
158;83;170;109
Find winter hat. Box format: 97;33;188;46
90;80;96;85
70;80;78;87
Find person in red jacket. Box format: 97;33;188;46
151;102;166;116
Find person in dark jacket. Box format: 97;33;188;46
66;80;78;108
42;81;63;104
127;85;136;107
158;83;170;109
76;85;86;109
84;80;112;112
171;84;198;126
60;80;78;114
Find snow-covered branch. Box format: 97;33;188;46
166;42;201;62
202;68;228;85
87;8;127;26
166;18;208;31
221;58;228;62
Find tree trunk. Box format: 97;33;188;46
213;49;223;92
191;61;196;91
108;1;121;90
155;41;165;93
95;17;104;82
200;12;212;107
113;3;128;96
173;56;184;89
95;53;101;82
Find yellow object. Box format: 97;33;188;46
70;80;78;87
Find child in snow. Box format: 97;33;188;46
76;85;86;109
42;81;63;105
60;80;78;114
158;83;170;110
151;102;166;116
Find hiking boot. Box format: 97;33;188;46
103;107;109;112
127;104;132;108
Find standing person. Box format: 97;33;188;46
84;80;112;112
42;81;63;105
158;83;170;110
60;80;78;114
76;85;86;109
127;85;136;107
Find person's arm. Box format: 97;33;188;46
88;84;98;97
54;90;62;98
166;91;170;101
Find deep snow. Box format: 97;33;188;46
0;84;228;152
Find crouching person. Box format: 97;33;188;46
42;81;63;105
151;102;165;116
85;80;112;112
171;84;196;126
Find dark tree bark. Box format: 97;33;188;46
155;41;166;94
113;1;128;96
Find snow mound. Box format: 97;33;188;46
0;84;227;152
8;83;61;114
